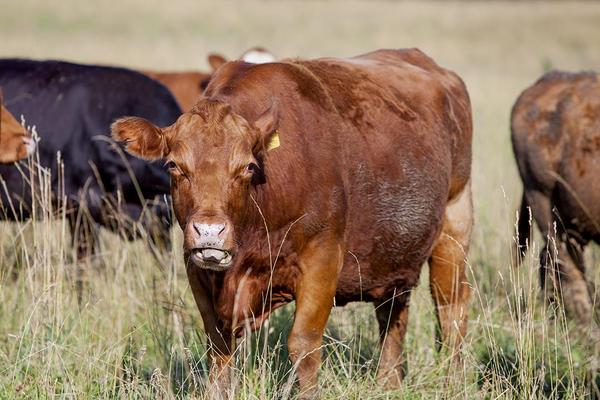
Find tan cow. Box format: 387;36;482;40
114;48;473;397
0;103;34;163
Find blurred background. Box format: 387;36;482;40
1;1;600;398
4;0;600;238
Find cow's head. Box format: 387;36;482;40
0;104;35;164
112;100;279;270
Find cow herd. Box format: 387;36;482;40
0;47;598;397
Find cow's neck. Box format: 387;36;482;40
204;178;309;332
210;220;301;333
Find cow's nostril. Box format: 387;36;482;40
191;222;227;244
193;222;202;236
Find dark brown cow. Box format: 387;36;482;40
113;48;473;397
512;71;600;326
143;48;275;111
0;102;34;163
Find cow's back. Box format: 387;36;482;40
511;71;600;240
511;71;594;190
0;59;181;219
297;49;472;198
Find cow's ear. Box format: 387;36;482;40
111;117;168;160
253;99;280;154
208;53;227;71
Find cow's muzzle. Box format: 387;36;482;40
187;222;234;270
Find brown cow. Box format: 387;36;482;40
113;48;473;397
143;48;275;111
512;71;600;326
0;102;34;163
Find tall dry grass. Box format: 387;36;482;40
1;1;600;398
1;157;597;399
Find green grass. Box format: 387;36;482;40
2;1;600;398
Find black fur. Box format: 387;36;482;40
0;59;181;248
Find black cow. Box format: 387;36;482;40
0;59;181;261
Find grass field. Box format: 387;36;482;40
2;1;600;398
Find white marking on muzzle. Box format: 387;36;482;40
193;223;225;248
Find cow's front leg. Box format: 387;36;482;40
288;238;343;399
186;266;234;398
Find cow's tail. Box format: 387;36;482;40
512;193;531;268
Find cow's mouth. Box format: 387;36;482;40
190;248;233;270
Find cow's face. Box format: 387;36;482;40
0;105;35;164
112;100;279;271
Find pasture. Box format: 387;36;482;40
1;0;600;398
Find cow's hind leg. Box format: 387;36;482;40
375;296;409;389
428;181;473;356
541;237;593;327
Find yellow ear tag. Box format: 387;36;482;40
266;131;280;151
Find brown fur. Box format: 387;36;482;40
113;48;473;396
142;69;213;112
142;49;274;112
141;53;228;111
512;71;600;326
0;103;32;163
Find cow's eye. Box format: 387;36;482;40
165;160;180;174
246;162;259;174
